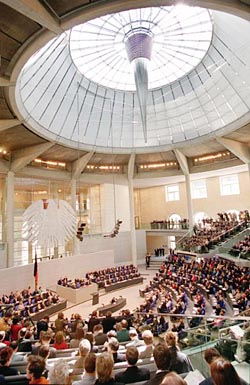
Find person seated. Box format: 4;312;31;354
165;331;193;375
93;324;108;346
115;346;150;384
10;341;26;364
0;347;19;376
126;329;144;348
107;337;126;363
32;331;56;358
161;372;187;385
116;320;130;343
73;339;91;374
96;352;124;385
72;352;97;385
48;359;70;385
26;355;49;384
70;323;86;348
199;347;221;385
144;343;171;385
210;358;243;385
138;330;154;359
52;331;69;350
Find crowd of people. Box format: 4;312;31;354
150;218;189;230
230;234;250;259
58;265;141;290
180;210;250;253
0;307;246;385
0;287;60;320
138;254;250;328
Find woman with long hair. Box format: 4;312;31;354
210;358;242;385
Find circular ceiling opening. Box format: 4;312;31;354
69;5;213;91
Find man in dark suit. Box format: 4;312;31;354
144;343;171;385
199;347;221;385
93;324;108;346
115;347;150;384
102;311;116;334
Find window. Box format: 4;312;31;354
169;235;176;250
165;184;180;201
191;179;207;199
193;211;209;224
220;175;240;196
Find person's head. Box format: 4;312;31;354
84;352;97;375
10;341;18;352
210;358;242;385
107;330;117;339
93;324;104;335
48;359;70;384
142;330;154;346
0;347;13;366
40;331;53;345
85;332;94;347
26;355;46;381
57;312;64;319
0;331;5;342
54;331;66;345
18;327;27;339
75;323;85;340
79;339;91;357
165;331;178;347
129;329;138;340
115;322;122;331
126;346;139;366
121;319;128;329
108;337;119;353
38;345;50;360
204;348;221;365
161;372;187;385
153;343;171;370
96;352;114;383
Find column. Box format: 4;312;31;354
185;174;194;231
6;171;14;267
128;178;137;266
71;179;79;255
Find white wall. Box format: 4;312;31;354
78;232;133;265
0;250;114;294
136;230;147;264
100;183;130;233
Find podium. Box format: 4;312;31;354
91;292;99;305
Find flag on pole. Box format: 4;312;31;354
34;252;38;290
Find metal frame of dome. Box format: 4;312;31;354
5;0;250;159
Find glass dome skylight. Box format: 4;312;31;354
69;5;213;91
15;6;250;153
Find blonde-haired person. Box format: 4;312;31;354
165;332;193;375
95;352;124;385
73;339;91;374
138;330;154;359
161;372;187;385
48;359;70;384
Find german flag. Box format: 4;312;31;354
34;252;38;290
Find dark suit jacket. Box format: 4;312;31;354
94;332;108;345
145;370;170;385
115;365;150;384
199;378;213;385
